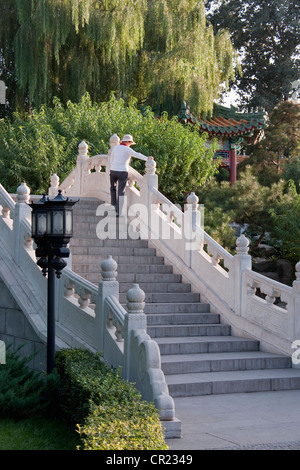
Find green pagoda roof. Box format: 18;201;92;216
178;102;268;137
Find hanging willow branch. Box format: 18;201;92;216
1;0;236;116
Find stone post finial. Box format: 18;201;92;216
101;255;117;281
109;133;120;149
49;174;60;196
77;141;89;162
236;234;250;254
16;182;30;203
146;157;156;175
126;284;145;314
295;261;300;281
186;192;199;210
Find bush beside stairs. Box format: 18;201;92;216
69;198;300;399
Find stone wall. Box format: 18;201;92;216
0;279;46;372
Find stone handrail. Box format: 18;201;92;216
0;183;16;219
48;136;300;357
59;255;176;426
122;142;300;358
0;183;178;434
241;268;296;353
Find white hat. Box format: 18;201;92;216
121;134;136;144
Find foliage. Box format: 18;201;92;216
283;158;300;194
238;101;300;187
270;182;300;264
55;348;168;450
55;348;109;424
0;0;236;117
198;166;300;265
206;0;300;111
0;416;80;450
0;93;219;201
77;400;168;450
0;346;58;420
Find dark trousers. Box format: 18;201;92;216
110;170;128;215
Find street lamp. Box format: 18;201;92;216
29;190;78;373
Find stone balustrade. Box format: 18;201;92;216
0;182;178;433
0;135;299;437
49;136;300;357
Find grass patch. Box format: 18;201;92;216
0;346;168;450
0;416;80;450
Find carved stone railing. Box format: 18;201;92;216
48;136;300;357
125;155;300;357
0;182;179;436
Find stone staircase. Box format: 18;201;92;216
69;198;300;398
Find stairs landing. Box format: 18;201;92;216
70;198;300;398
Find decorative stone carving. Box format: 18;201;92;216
109;133;120;149
101;255;117;281
16;182;30;203
49;174;59;196
77;141;89;163
296;262;300;281
145;157;156;175
186;191;199;210
236;233;250;254
126;283;145;313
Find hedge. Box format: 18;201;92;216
55;348;168;450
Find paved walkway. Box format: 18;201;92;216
166;390;300;450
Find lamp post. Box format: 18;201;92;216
29;190;78;374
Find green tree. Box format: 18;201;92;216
270;182;300;265
0;94;219;201
205;0;300;111
0;0;236;117
198;166;299;260
283;158;300;194
238;101;300;186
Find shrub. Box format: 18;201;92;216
0;93;218;203
55;348;168;450
0;346;57;419
77;401;168;450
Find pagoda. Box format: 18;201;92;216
178;102;268;184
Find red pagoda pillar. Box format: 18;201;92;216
229;148;237;185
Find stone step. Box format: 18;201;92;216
73;208;101;217
73;263;175;277
119;282;191;294
117;273;182;283
70;238;149;248
143;302;210;314
117;264;174;274
154;336;259;355
165;368;300;397
73;219;132;230
160;351;292;375
71;246;157;256
77;273;188;287
73;198;102;209
146;313;219;325
119;292;200;304
72;230;136;241
147;323;231;338
75;214;120;223
69;197;300;402
71;254;165;265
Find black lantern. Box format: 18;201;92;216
29;190;78;373
30;191;78;276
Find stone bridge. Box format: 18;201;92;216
0;136;300;439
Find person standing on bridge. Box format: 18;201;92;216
110;134;152;216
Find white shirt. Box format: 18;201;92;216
110;144;147;172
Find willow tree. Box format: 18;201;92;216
0;0;236;116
